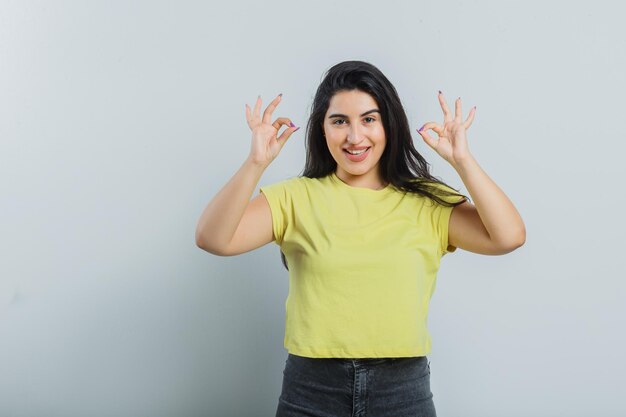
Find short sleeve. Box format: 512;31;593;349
432;203;457;256
259;179;293;246
426;183;467;257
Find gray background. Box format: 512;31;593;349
1;1;624;416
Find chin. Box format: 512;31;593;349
340;164;375;176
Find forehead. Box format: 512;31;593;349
326;90;378;114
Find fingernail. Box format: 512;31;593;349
294;127;300;132
438;90;442;95
279;93;283;97
418;126;424;132
289;122;295;127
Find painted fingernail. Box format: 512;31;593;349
438;90;442;95
279;93;283;97
294;127;300;132
418;126;424;132
289;122;295;127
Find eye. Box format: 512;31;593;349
332;117;376;125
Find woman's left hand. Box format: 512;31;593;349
416;91;476;168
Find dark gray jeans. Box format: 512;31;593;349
276;353;436;417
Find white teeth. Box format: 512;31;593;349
346;148;368;155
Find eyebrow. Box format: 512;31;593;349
328;109;380;118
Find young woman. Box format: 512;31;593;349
196;60;526;417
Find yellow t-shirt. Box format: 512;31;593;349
259;171;464;358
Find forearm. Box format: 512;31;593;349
195;157;267;251
453;154;526;247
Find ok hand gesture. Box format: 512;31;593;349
416;91;476;168
245;94;299;168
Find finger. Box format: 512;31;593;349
272;117;296;132
464;106;476;129
253;95;262;120
438;91;452;122
277;124;300;145
262;93;282;125
416;124;438;150
245;103;251;126
419;121;444;136
455;97;462;121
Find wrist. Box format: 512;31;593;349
451;153;477;173
244;156;270;171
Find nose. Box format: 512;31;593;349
347;125;366;145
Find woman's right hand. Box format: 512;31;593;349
245;94;299;167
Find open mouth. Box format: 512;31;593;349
343;147;371;161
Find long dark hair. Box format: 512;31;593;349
280;60;469;270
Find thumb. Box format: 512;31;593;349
277;125;300;146
416;122;438;150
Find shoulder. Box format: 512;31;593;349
260;175;303;191
420;181;466;205
401;179;465;206
259;175;322;201
268;174;331;190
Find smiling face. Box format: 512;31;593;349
323;89;387;189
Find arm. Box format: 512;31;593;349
195;158;272;256
195;93;299;256
448;155;526;255
417;91;525;256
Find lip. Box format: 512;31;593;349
343;146;371;162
